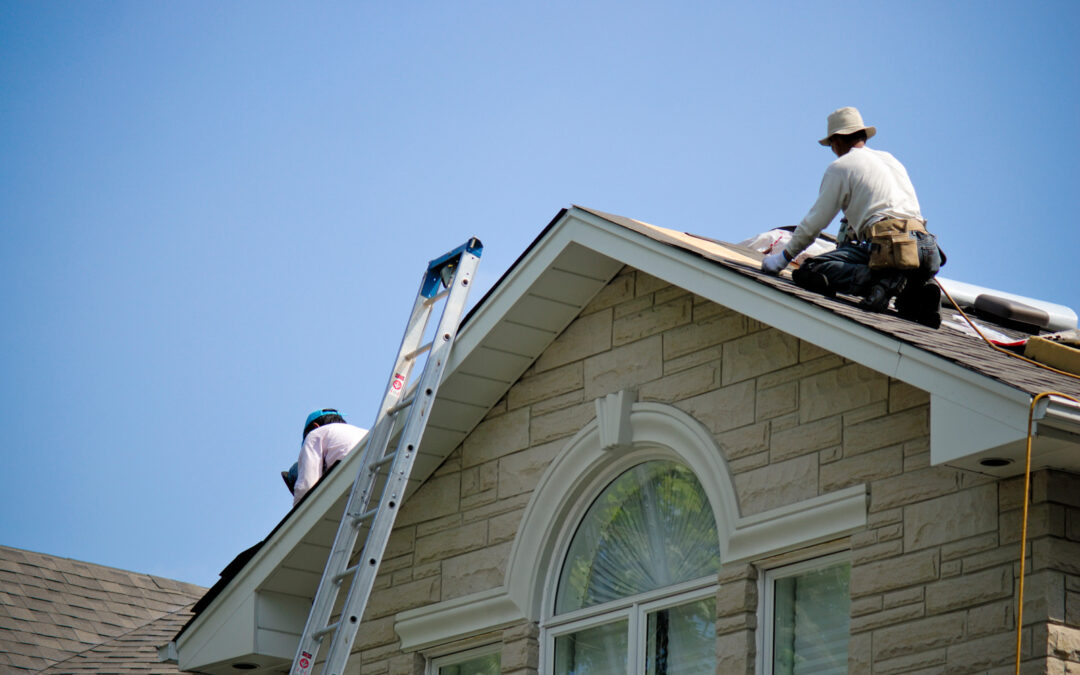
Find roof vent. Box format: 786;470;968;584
973;294;1050;334
936;277;1077;331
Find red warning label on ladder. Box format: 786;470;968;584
389;373;406;398
294;651;313;675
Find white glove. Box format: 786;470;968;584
761;250;789;275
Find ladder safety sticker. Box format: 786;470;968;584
389;374;406;397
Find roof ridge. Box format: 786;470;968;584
36;600;198;673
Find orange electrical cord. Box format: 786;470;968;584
1013;391;1079;674
934;280;1080;382
931;281;1080;672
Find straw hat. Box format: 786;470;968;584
818;107;877;146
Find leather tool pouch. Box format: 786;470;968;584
868;219;926;270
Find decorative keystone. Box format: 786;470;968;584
595;389;637;451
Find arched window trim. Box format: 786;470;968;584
505;397;867;624
395;398;865;653
506;399;739;623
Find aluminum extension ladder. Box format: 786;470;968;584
291;238;483;675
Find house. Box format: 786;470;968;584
172;206;1080;674
0;544;206;673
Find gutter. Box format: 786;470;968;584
1037;394;1080;437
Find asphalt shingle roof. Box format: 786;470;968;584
581;207;1080;401
0;545;205;673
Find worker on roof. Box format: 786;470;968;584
760;107;944;328
287;408;368;506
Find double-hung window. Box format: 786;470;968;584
544;461;721;674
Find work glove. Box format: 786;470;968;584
761;250;790;275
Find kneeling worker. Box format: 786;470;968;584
288;408;368;506
761;107;944;328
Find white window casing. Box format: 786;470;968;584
758;552;852;675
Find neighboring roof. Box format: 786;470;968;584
0;545;205;673
176;205;1080;673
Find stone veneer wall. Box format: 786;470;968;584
346;267;1080;674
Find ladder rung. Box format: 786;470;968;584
403;342;433;362
372;451;398;469
387;394;415;416
333;564;359;584
313;621;340;640
350;507;377;525
424;289;450;306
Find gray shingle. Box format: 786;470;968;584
0;545;205;673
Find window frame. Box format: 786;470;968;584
757;551;851;675
427;642;501;675
540;455;722;675
544;580;718;675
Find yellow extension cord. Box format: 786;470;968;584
932;280;1080;673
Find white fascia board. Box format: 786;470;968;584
442;217;619;380
178;436;368;657
177;592;256;673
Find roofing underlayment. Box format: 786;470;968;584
0;545;205;673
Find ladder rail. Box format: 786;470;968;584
290;239;481;675
318;247;479;674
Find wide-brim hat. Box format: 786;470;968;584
819;106;877;145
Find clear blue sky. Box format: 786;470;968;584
2;2;1077;586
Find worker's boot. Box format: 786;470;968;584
791;264;835;298
896;281;942;329
859;274;906;313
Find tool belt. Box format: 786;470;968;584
867;218;927;270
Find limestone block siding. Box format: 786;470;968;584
349;267;1080;674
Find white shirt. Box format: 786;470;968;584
293;423;368;506
785;146;923;257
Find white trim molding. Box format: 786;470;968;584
395;400;867;652
397;588;522;652
595;389;637;452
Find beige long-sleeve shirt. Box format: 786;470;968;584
785;146;923;258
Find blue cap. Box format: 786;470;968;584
305;408;340;428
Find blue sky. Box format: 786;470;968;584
1;2;1077;586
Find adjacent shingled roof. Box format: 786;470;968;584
0;545;205;673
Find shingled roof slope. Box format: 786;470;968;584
0;545;205;673
580;207;1080;400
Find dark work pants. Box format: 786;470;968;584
801;232;942;297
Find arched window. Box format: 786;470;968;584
546;461;720;674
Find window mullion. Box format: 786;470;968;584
629;601;642;675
